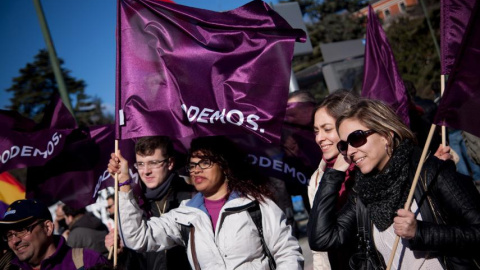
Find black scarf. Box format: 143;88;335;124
355;140;414;231
144;173;174;201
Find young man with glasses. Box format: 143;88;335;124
0;199;109;269
105;136;195;270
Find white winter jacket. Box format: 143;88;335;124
307;159;332;270
118;190;304;269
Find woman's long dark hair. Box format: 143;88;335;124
187;136;272;202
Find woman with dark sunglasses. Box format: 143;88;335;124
308;99;480;269
113;136;304;269
308;89;358;270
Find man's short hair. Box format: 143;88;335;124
61;205;86;218
0;199;52;230
135;136;174;157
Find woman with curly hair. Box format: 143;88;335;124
110;135;303;269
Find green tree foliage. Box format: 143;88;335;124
75;94;114;126
284;0;367;72
288;0;441;100
301;0;367;21
293;13;366;72
6;49;113;126
385;5;441;98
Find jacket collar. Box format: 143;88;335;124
12;235;69;269
186;192;241;215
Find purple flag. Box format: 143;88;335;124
434;1;480;137
441;0;476;75
0;96;76;173
116;0;306;143
285;101;315;127
26;125;137;209
361;5;409;126
228;101;321;194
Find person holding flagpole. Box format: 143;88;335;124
308;98;480;269
105;136;194;270
109;135;304;269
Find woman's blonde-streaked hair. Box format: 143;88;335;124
336;99;416;149
313;89;359;121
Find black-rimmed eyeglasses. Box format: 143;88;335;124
186;158;214;173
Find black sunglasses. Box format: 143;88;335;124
337;130;376;156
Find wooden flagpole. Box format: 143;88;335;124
113;140;119;266
386;124;436;269
32;0;76;121
440;75;446;146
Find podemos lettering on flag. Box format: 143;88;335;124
0;95;76;173
26;125;138;209
116;0;306;143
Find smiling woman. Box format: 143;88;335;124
308;89;358;270
117;135;304;269
308;99;480;270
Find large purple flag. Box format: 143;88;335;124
361;5;409;126
116;0;306;143
26;125;137;209
0;96;76;173
434;1;480;137
228;101;321;195
441;0;476;75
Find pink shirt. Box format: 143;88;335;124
204;197;227;232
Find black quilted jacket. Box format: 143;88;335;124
307;151;480;270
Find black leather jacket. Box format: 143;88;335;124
307;153;480;270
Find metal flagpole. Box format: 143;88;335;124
32;0;76;121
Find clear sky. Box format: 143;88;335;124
0;0;279;115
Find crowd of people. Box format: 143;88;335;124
1;87;480;270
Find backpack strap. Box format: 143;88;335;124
247;201;276;270
72;248;84;270
180;224;190;247
180;224;201;270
